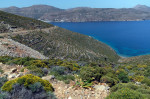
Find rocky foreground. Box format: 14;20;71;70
0;63;110;99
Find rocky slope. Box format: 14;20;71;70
1;5;150;22
0;37;47;59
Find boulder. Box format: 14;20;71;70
8;73;17;79
135;82;141;85
42;75;55;81
11;68;17;73
93;85;109;91
16;72;23;78
68;96;72;99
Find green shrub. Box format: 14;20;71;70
136;88;150;95
28;82;43;93
100;76;118;87
0;68;3;74
50;66;75;84
26;65;44;77
6;57;34;65
142;77;150;86
50;66;66;75
80;66;106;81
0;76;8;88
0;89;9;99
110;83;138;92
118;72;129;83
55;75;75;84
0;56;14;64
106;88;145;99
144;68;150;77
2;74;54;92
20;68;25;72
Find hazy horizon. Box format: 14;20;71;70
0;0;149;9
1;4;150;9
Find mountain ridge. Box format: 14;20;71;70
1;4;150;22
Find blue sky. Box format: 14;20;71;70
0;0;150;9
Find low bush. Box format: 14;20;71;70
80;66;106;81
118;72;130;83
50;66;75;84
0;68;3;74
0;76;8;88
55;75;75;84
2;74;54;92
142;77;150;86
110;83;138;92
26;65;44;77
134;76;144;82
106;88;145;99
50;66;67;75
0;56;14;64
100;76;118;87
4;83;57;99
0;89;9;99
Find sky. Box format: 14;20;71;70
0;0;150;9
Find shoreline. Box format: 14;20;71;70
50;21;150;59
89;36;150;59
46;20;150;23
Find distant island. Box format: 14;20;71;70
0;4;150;22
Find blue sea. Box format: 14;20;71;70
50;21;150;57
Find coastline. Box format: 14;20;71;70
89;36;150;59
45;20;150;23
50;21;150;58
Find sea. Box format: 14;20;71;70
50;21;150;57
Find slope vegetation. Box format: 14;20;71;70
0;10;53;33
11;27;119;62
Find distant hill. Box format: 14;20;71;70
0;10;53;33
0;5;64;19
134;5;150;12
1;5;150;22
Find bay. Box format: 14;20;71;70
50;21;150;57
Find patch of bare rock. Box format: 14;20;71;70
0;38;48;59
48;78;110;99
0;62;29;80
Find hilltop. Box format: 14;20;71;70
1;4;150;22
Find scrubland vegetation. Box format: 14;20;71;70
0;56;150;99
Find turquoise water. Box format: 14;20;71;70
50;21;150;57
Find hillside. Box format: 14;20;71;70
0;5;64;19
0;10;53;33
1;5;150;22
0;8;150;99
0;37;47;59
119;55;150;64
10;27;119;62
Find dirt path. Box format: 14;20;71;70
0;26;57;37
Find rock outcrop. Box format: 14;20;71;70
0;38;48;59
